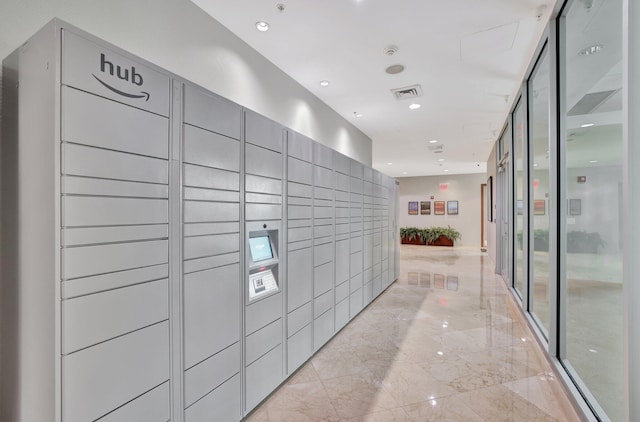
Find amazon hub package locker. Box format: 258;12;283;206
0;19;399;422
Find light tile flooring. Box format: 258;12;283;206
246;246;582;421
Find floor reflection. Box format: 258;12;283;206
406;272;460;291
247;246;580;422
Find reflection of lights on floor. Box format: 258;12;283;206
521;337;527;342
589;348;598;353
437;351;444;356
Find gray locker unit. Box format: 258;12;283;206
379;176;390;289
387;178;398;284
59;29;172;422
349;159;364;318
312;142;336;350
0;21;173;422
286;130;314;374
243;110;286;413
334;151;352;330
392;179;401;282
182;83;243;422
362;166;375;305
371;170;384;298
1;19;400;422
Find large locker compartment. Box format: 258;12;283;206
0;19;398;422
182;84;242;422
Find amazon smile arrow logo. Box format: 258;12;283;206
92;74;150;101
94;53;151;102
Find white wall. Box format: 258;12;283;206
398;173;486;247
0;0;372;165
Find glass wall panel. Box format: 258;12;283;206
562;0;623;419
529;49;551;336
513;100;525;298
498;128;511;280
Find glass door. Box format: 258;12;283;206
513;98;526;299
528;46;551;337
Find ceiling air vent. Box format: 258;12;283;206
391;84;423;101
428;144;443;152
568;89;619;116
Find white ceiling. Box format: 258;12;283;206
0;0;555;177
191;0;555;177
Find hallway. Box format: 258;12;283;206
246;245;581;421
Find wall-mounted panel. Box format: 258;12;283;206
245;111;283;152
62;87;169;159
288;131;313;162
183;124;240;171
184;84;242;139
245;144;283;180
62;322;169;422
313;142;334;169
184;342;240;408
183;264;240;369
62;279;168;354
288;248;313;311
63;143;168;184
184;374;241;422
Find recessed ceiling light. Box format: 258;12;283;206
255;21;270;32
444;169;449;172
409;103;421;110
579;44;603;56
387;162;393;165
402;172;408;175
353;112;363;118
533;163;538;167
581;123;594;128
589;160;598;163
385;64;405;75
429;140;438;144
319;80;330;87
437;158;445;162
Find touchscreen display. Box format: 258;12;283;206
249;236;273;262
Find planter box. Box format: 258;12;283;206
400;235;454;247
428;235;454;247
401;236;426;245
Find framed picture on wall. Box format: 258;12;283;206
447;275;459;291
408;272;419;285
420;201;431;215
434;201;445;215
433;273;445;289
408;201;419;215
569;198;581;216
534;199;546;215
420;272;431;288
447;200;459;215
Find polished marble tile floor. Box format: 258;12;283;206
246;246;582;421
